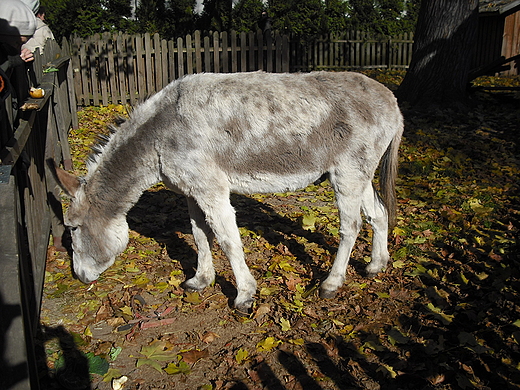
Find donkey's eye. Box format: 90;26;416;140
70;226;79;232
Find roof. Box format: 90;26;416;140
479;0;520;14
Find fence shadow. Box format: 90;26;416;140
36;325;91;390
0;292;27;389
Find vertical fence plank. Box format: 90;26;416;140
282;34;289;72
265;33;272;72
231;31;237;73
126;34;137;105
213;31;220;73
221;31;229;73
116;33;126;103
186;34;193;74
195;30;202;74
80;36;90;106
168;39;176;81
136;34;146;99
256;30;264;70
107;35;118;104
72;36;84;105
177;37;185;77
248;31;255;71
275;34;282;72
99;33;109;105
203;35;211;73
153;34;163;91
161;38;169;86
144;33;154;94
240;32;247;72
88;38;98;105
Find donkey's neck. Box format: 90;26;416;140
85;121;162;217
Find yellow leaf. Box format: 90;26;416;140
301;213;316;231
235;348;249;364
120;306;133;317
280;318;291;332
184;291;202;304
377;363;398;378
256;337;282;352
393;227;407;236
392;260;407;269
288;338;305;346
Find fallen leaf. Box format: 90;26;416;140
201;331;220;343
280;317;291;332
256;336;282;352
180;349;208;364
235;348;249;364
164;360;191;375
184;291;202;304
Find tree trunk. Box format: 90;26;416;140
396;0;479;108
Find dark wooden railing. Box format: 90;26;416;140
0;38;77;390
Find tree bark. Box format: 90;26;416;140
396;0;479;109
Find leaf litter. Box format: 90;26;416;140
39;75;520;390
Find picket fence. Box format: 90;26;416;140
69;30;414;106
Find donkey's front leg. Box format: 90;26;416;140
182;197;216;292
197;194;257;313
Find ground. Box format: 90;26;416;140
38;72;520;390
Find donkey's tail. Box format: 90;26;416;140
380;125;403;228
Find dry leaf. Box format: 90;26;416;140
180;349;208;364
201;331;219;343
254;303;271;320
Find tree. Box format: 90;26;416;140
43;0;135;39
198;0;233;32
396;0;479;108
345;0;419;36
268;0;327;36
231;0;265;32
135;0;167;35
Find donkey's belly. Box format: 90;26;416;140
228;171;324;195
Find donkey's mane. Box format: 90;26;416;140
86;120;122;169
84;87;173;177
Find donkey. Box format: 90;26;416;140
52;71;403;313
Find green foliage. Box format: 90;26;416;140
43;0;135;39
268;0;327;36
231;0;266;32
43;0;418;40
346;0;420;36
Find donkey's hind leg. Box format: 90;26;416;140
361;184;391;277
320;175;365;299
182;197;216;292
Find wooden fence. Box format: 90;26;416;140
68;30;414;106
0;38;77;389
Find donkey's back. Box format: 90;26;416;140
155;71;401;198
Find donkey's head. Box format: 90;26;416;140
51;163;129;283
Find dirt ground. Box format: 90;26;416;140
38;76;520;390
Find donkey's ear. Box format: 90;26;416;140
47;159;82;197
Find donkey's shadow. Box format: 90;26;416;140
127;188;356;304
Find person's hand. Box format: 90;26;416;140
20;48;34;62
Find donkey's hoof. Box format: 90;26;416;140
365;265;384;278
319;288;337;299
234;298;254;315
181;279;204;292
